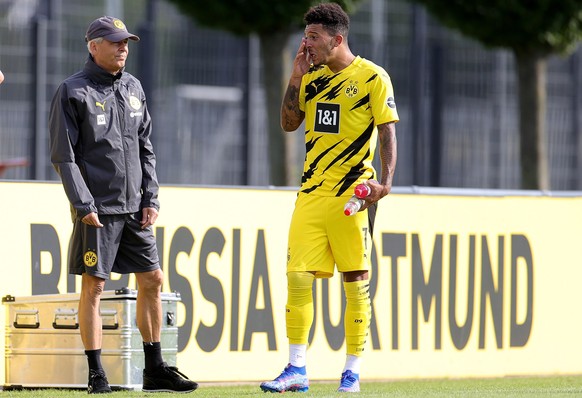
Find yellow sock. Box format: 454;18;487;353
286;271;315;344
344;280;371;356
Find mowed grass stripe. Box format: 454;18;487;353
2;376;582;397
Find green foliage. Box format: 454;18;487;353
165;0;361;36
410;0;582;56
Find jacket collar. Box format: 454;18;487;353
84;55;124;85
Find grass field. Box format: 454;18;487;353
2;376;582;397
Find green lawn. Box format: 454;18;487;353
2;376;582;397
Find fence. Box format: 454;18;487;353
0;0;581;189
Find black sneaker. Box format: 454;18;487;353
88;369;112;394
143;362;198;393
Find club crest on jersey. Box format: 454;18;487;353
84;250;98;267
345;83;359;98
129;95;141;110
386;96;396;109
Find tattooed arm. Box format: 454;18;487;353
281;40;310;132
281;80;304;132
364;122;397;207
377;122;397;197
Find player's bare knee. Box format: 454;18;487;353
81;275;105;299
137;269;163;291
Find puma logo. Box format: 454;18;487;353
96;100;106;112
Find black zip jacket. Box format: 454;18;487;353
49;55;159;220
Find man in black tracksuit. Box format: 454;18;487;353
49;16;198;394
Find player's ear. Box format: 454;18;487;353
334;35;343;47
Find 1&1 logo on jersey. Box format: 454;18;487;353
314;102;340;134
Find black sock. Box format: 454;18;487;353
143;342;163;372
85;349;103;371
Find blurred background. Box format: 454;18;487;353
1;0;581;190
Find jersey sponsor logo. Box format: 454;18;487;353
97;114;106;125
83;250;98;267
130;111;143;118
345;82;359;98
95;100;106;112
386;96;396;109
129;95;141;110
314;102;340;134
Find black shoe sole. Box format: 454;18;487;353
142;387;198;393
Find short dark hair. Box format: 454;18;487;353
304;2;350;37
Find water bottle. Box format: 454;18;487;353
354;183;371;199
344;195;364;216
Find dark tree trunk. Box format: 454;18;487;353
515;51;549;190
259;32;292;186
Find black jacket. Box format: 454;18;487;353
49;56;159;220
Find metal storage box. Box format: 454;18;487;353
3;288;180;390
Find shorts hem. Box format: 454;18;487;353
133;264;161;274
69;269;111;280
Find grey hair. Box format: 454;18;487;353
87;37;103;52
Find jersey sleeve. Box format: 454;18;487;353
369;67;399;126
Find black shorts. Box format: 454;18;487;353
68;212;160;279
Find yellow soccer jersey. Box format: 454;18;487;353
298;56;399;196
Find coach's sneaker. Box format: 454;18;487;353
88;369;112;394
260;364;309;393
142;362;199;393
337;370;360;393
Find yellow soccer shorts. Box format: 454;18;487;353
287;193;376;278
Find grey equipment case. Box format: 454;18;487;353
2;288;180;390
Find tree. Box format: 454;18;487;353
408;0;582;190
166;0;362;186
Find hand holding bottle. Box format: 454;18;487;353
344;182;375;216
354;183;371;199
